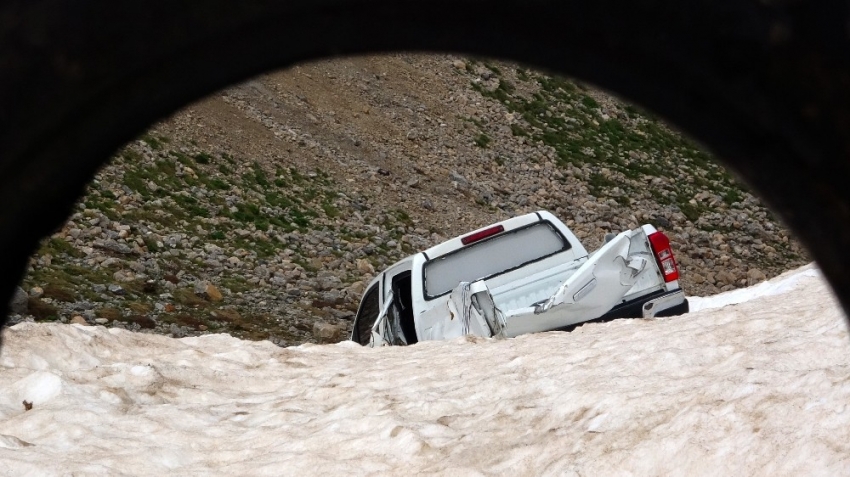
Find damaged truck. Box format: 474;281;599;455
351;210;689;347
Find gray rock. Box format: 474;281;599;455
101;258;120;268
320;290;343;304
113;270;135;282
72;301;95;311
100;239;133;255
8;287;28;315
714;270;737;287
164;234;183;248
170;323;186;338
194;281;209;295
653;216;672;229
449;171;468;185
347;281;366;297
108;284;125;295
194;281;223;302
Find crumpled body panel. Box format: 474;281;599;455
414;232;650;342
416;281;507;342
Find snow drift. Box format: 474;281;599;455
1;264;849;476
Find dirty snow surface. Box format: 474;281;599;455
2;265;850;476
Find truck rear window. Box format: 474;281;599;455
423;221;570;299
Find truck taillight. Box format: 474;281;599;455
648;231;679;282
461;225;504;245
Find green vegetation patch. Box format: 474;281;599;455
474;133;492;148
465;63;752;234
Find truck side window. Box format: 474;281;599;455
352;283;380;346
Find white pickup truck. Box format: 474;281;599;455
351;210;688;347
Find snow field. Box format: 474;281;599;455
0;264;848;476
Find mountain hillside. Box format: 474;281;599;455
9;54;808;344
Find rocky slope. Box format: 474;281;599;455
7;54;808;345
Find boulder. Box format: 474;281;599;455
194;281;223;302
747;268;768;286
356;259;375;275
313;322;342;344
8;287;28;315
112;270;135;282
347;281;366;297
714;270;737;287
70;315;88;325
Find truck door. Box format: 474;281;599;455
390;271;417;344
351;282;380;346
383;263;416;345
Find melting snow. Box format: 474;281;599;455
1;265;849;475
